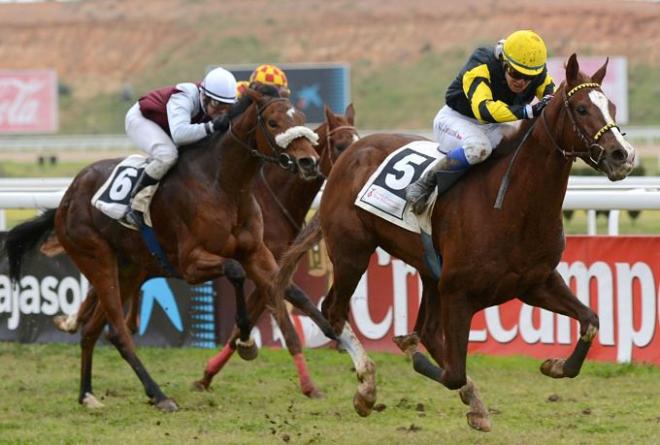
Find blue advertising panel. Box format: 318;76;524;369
225;63;350;124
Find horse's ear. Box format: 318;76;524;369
345;103;355;125
565;53;579;85
245;88;266;106
591;58;609;85
324;105;336;126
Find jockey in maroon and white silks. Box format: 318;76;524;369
123;67;237;225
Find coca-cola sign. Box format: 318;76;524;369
0;70;58;133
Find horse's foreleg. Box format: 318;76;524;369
520;271;599;379
394;326;491;432
223;259;257;361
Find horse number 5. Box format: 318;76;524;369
109;167;139;200
384;153;429;190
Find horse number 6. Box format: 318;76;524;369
109;168;139;200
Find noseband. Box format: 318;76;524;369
541;82;621;166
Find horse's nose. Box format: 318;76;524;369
297;156;318;172
609;147;628;163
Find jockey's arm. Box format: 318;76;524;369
462;64;526;124
167;83;209;146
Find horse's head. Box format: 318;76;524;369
242;88;321;180
549;54;635;181
316;103;359;176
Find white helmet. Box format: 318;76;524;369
200;67;237;104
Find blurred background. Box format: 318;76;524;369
0;0;659;233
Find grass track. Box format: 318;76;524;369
0;343;657;444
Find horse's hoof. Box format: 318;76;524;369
353;391;375;417
81;392;104;409
466;412;492;432
540;358;566;378
53;315;78;333
303;386;324;399
192;379;211;392
155;398;178;412
236;338;258;361
392;333;419;356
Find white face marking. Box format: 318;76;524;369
352;134;360;143
286;107;296;118
588;90;634;157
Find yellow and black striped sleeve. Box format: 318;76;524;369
535;72;556;98
462;64;526;123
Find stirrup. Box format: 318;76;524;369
123;208;144;228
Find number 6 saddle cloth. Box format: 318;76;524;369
354;140;445;234
91;155;158;230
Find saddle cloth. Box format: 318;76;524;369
354;140;445;234
91;155;157;230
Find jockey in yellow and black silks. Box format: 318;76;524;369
406;30;556;214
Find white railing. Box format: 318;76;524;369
1;176;659;234
0;127;658;152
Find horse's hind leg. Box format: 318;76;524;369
53;287;98;333
78;298;107;408
322;243;377;417
66;243;176;411
520;270;599;379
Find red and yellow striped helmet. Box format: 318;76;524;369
249;64;290;95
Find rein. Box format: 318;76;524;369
494;82;620;209
258;164;302;232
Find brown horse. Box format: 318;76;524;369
272;55;635;431
194;104;358;397
3;88;336;411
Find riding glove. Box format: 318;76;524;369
529;95;554;118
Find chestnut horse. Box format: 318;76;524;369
3;88;336;411
272;55;635;430
195;104;358;397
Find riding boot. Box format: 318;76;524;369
124;170;158;227
406;147;470;215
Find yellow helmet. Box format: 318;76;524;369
235;80;250;99
502;30;548;76
249;64;289;94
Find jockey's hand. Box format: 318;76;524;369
530;95;553;118
212;115;228;133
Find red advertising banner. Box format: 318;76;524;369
255;236;660;365
0;70;58;133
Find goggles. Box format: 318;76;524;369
505;64;535;82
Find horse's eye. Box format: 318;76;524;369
576;105;588;115
268;119;278;128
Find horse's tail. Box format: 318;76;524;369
273;211;324;299
2;209;56;283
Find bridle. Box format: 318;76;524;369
541;82;620;167
228;97;304;171
495;81;620;209
320;124;359;173
259;122;359;232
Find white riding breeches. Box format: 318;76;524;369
432;105;511;165
125;103;178;180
